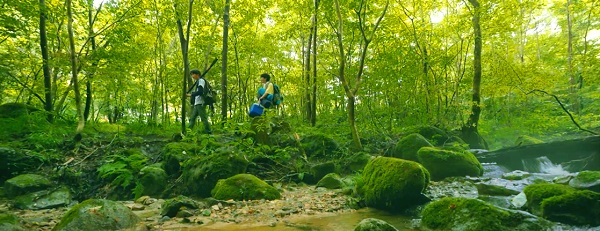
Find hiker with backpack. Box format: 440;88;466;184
186;69;212;134
257;73;282;109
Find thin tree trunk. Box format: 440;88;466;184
39;0;53;123
84;0;98;121
67;0;85;140
463;0;485;149
304;23;313;123
310;0;319;126
566;0;579;113
221;0;231;120
175;0;194;134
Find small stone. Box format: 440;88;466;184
211;205;220;210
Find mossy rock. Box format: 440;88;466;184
502;170;531;181
0;103;39;118
475;184;519;196
417;147;483;181
211;174;281;201
52;199;140;231
316;173;345;189
139;166;168;198
404;126;449;146
303;161;336;184
0;147;45;183
0;213;24;231
161;142;201;176
541;190;600;226
160;195;199;217
13;186;72;210
342;152;372;173
515;135;544;146
300;132;340;159
569;171;600;192
181;152;249;197
421;197;546;231
354;218;398;231
523;183;577;215
4;174;52;198
391;133;433;161
251;116;271;145
358;157;430;211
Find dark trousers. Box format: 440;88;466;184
189;104;211;134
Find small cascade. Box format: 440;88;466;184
522;156;570;175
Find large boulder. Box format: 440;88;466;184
316;173;345;189
160;195;199;218
181;151;248;197
52;199;140;231
161;142;201;176
13;186;72;210
568;170;600;192
211;174;281;201
4;174;52;198
300;132;341;159
354;218;398;231
540;190;600;226
303;161;336;184
138;166;168;198
358;157;430;211
523;183;577;216
391;133;433;161
421;197;547;231
417;147;483;181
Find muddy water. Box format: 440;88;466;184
169;208;417;231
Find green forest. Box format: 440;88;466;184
1;0;600;229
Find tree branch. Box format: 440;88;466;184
527;89;598;135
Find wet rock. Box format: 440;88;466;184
391;133;433;161
568;171;600;192
53;199;140;231
4;174;52;198
502;170;531;181
160;195;198;218
13;186;72;210
475;183;519;196
523;183;576;216
354;218;398;231
421;197;547;231
138;166;168;198
211;174;281;200
358;157;430;212
417;147;483;181
511;192;527;209
316;173;345;189
541;190;600;226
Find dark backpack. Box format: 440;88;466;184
201;77;216;106
272;83;283;106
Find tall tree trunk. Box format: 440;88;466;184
67;0;84;140
304;23;313;123
39;0;53;123
311;0;319;126
175;0;194;134
462;0;486;149
84;0;98;121
566;0;579;113
221;0;231;120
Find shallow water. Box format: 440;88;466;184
172;208;417;231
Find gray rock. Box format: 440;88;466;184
316;173;345;189
4;174;52;198
53;199;140;231
502;170;531;181
568;171;600;192
13;186;72;210
354;218;398;231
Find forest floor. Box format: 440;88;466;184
1;183;354;230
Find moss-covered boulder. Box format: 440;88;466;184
569;171;600;192
0;148;45;184
358;157;430;211
354;218;398;231
181;152;248;197
251;116;271;145
4;174;52;198
160;195;199;218
161;142;201;176
52;199;140;231
406;126;449;146
316;173;345;189
523;183;577;215
300;132;340;159
13;186;72;210
417;147;482;181
0;213;25;231
211;174;281;201
0;103;39;118
421;197;546;231
139;166;168;198
502;170;531;180
303;161;337;184
540;190;600;226
515;135;544;146
341;152;372;173
391;133;433;161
